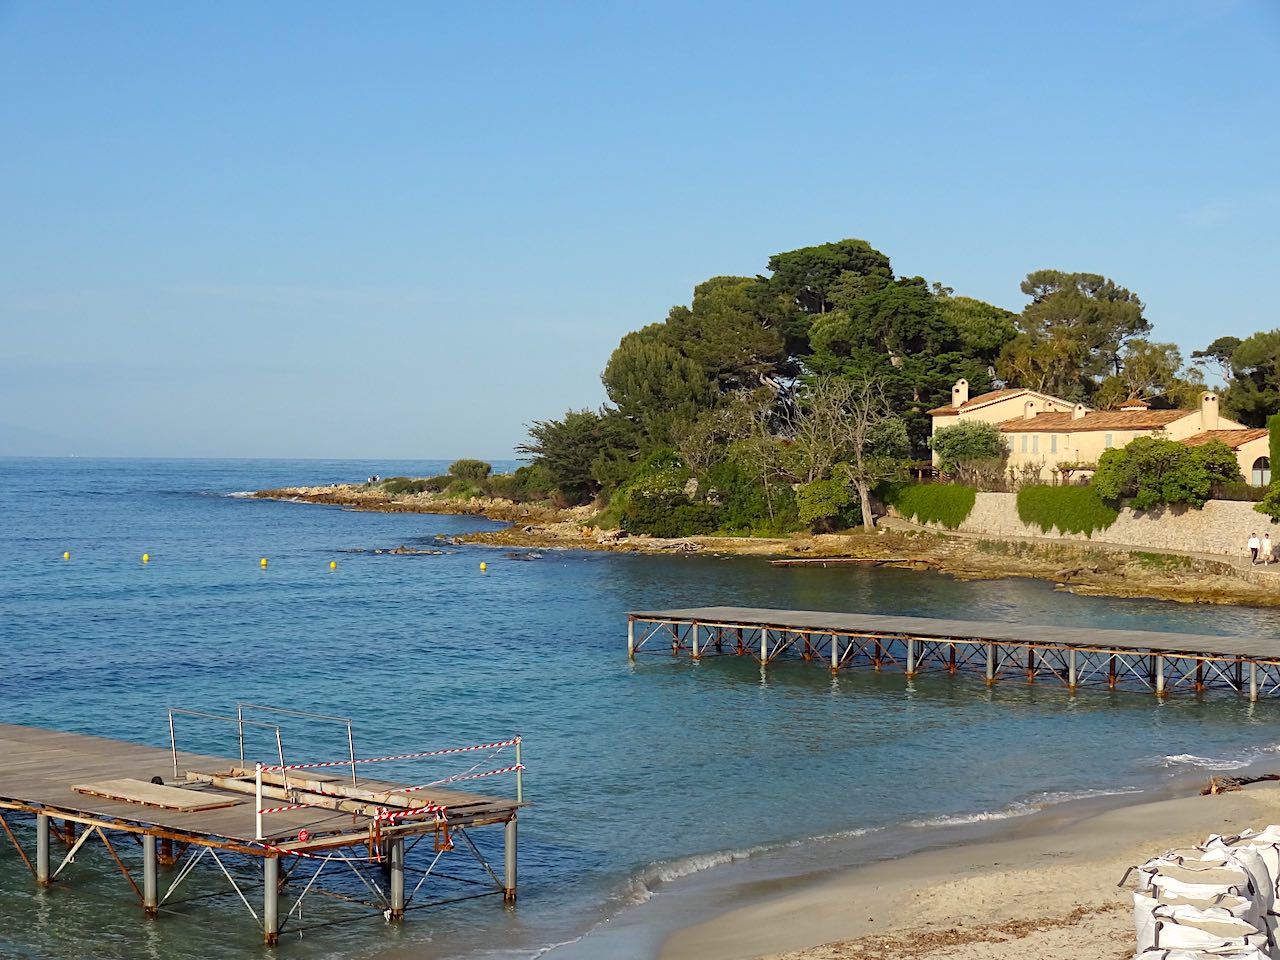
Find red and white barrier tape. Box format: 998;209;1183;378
260;737;520;773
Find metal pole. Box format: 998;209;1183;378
831;635;839;673
347;722;357;786
142;834;158;915
1155;655;1165;697
905;637;916;678
36;814;50;886
1068;649;1078;690
760;628;769;666
168;711;178;780
388;837;405;921
691;623;699;660
503;816;517;904
627;618;635;659
255;764;264;841
263;856;279;945
515;739;524;805
1250;662;1259;703
985;643;995;683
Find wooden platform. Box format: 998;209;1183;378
627;606;1280;699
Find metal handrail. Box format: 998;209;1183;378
236;702;357;784
167;708;284;780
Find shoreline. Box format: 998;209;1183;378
658;778;1280;960
253;484;1280;607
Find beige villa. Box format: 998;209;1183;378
929;379;1272;486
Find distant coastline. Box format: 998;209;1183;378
253;483;1280;608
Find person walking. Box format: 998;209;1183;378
1249;532;1260;564
1264;532;1273;565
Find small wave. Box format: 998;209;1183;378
906;787;1142;828
225;491;257;498
1160;753;1257;771
620;827;878;905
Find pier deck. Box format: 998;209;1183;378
0;715;523;945
628;606;1280;699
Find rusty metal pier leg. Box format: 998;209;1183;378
691;623;700;660
985;643;995;684
1250;662;1259;703
142;834;158;916
503;816;517;904
1068;649;1078;692
36;814;50;886
831;635;840;673
627;618;635;659
388;837;405;921
263;856;280;945
1155;655;1166;697
905;637;916;678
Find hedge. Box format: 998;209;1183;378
1016;485;1119;537
882;482;976;530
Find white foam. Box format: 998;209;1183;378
1161;753;1256;771
225;491;257;498
906;787;1142;828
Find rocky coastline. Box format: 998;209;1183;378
253;484;1280;607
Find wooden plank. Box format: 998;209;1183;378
72;778;244;812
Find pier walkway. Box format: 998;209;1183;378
628;606;1280;700
0;709;523;945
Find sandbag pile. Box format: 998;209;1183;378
1125;826;1280;959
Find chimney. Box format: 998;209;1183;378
1023;399;1038;421
952;378;969;407
1200;392;1219;430
1072;403;1087;421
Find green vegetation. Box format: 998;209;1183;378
509;235;1280;540
881;482;976;529
1016;485;1119;537
1093;437;1241;510
929;421;1008;482
449;459;492;482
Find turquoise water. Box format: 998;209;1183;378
3;457;1280;960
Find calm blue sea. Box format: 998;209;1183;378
3;458;1280;960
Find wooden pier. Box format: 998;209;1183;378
0;708;523;945
628;606;1280;700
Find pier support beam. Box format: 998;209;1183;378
985;643;995;684
263;856;280;945
503;816;517;904
1250;662;1259;703
905;638;916;678
831;636;840;674
627;619;635;659
388;837;405;921
691;623;699;660
35;814;50;886
1155;656;1166;697
1068;649;1078;691
142;834;158;916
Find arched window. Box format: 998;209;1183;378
1252;456;1271;487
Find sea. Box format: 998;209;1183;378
2;457;1279;960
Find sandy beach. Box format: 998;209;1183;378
660;782;1280;960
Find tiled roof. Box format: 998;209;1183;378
998;409;1191;433
928;388;1039;416
1180;429;1269;450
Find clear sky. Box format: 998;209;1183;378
2;1;1277;459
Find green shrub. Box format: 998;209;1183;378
448;459;493;482
881;482;976;529
620;491;718;537
796;476;862;531
1215;481;1267;503
1093;437;1241;510
1016;485;1119;537
486;463;556;502
380;476;432;495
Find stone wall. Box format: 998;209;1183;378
896;492;1270;559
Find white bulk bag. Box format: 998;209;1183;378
1135;896;1257;953
1134;949;1268;959
1150;913;1264;950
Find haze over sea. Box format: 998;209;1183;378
4;457;1280;959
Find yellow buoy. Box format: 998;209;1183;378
62;551;70;561
479;561;488;572
142;553;150;563
329;560;337;570
260;557;268;568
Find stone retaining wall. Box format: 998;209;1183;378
896;492;1271;559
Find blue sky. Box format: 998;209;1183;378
2;0;1277;458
